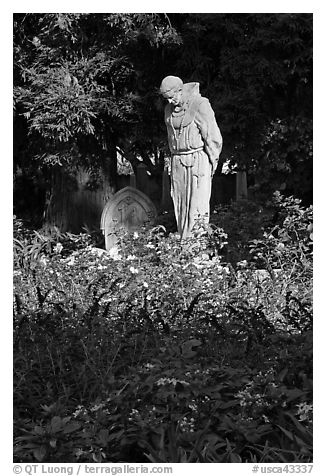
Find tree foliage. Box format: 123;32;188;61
14;13;313;225
14;13;180;169
169;14;312;199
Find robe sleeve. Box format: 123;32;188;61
195;98;223;171
164;105;174;154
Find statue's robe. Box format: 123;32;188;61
164;82;223;240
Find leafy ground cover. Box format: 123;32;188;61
13;193;312;463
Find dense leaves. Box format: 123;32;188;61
170;15;312;173
14;13;312;227
13;14;313;461
14;13;180;167
13;194;312;463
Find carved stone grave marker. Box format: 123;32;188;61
100;186;157;250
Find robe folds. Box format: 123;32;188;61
164;82;223;240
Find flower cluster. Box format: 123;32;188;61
178;416;195;433
128;409;140;421
296;402;313;423
156;377;190;387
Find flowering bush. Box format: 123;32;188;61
13;194;312;463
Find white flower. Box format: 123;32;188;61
275;244;285;256
75;448;86;458
143;282;149;288
237;260;248;268
98;264;107;270
133;232;139;239
101;296;112;303
192;253;224;270
91;247;107;257
39;255;48;267
179;416;195;432
90;403;105;412
54;242;63;253
73;405;85;417
128;408;140;420
108;246;122;261
130;266;139;274
296;402;313;421
127;254;136;261
254;269;270;281
144;363;155;370
192;258;204;269
67;256;75;266
156;377;190;387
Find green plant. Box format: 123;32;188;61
13;198;312;463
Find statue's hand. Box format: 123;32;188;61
211;160;218;177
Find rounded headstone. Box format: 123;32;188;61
100;186;157;250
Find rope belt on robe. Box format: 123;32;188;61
171;147;204;156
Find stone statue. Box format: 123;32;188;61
160;76;223;241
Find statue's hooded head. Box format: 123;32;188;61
160;76;184;106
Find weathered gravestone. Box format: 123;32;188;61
100;186;157;250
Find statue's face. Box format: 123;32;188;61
163;87;183;107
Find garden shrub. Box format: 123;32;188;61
13;193;312;463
